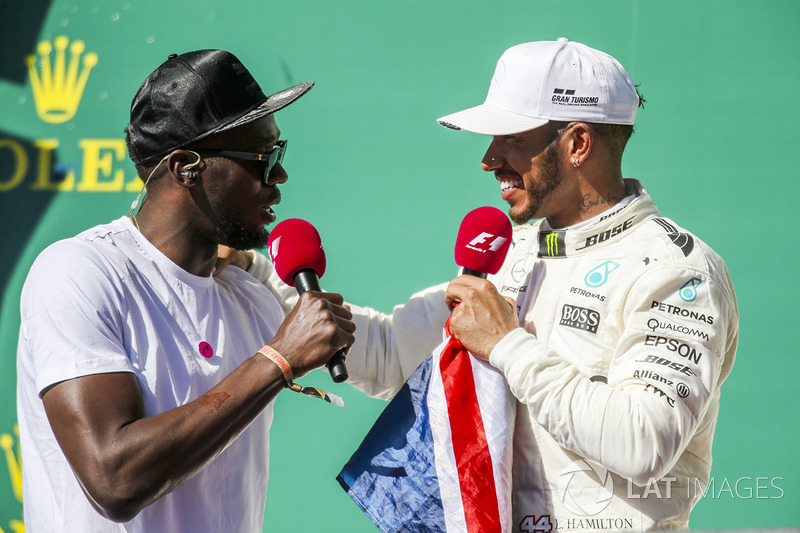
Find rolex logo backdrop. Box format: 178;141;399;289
1;1;798;531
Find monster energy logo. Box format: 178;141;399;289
539;231;566;258
546;233;559;255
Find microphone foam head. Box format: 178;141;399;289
267;218;327;286
454;206;513;275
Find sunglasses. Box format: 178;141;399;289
199;140;287;185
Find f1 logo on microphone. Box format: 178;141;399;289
466;232;508;254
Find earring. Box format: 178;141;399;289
572;159;581;168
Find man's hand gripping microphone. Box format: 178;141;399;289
268;219;348;383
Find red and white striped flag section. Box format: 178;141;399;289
338;317;516;532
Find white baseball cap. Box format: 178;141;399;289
437;38;639;135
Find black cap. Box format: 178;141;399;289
127;49;314;164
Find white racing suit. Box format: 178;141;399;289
486;179;738;531
250;179;738;531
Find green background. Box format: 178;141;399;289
1;0;798;530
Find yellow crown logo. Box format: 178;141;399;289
26;36;98;124
0;424;24;533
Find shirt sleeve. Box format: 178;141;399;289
344;283;451;400
246;251;451;400
489;263;738;486
247;249;298;315
19;239;135;396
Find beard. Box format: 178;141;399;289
509;137;563;225
212;214;269;251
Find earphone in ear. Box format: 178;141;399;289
127;150;204;216
180;150;202;181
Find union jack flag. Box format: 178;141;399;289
338;319;515;532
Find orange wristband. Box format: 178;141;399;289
258;345;294;383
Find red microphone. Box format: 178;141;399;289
454;206;513;277
267;219;348;383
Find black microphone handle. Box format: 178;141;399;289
291;268;349;383
461;267;488;278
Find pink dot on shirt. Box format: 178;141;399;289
199;342;213;358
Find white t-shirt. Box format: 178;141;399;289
17;216;285;532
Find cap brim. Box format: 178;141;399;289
216;81;315;134
437;103;549;135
